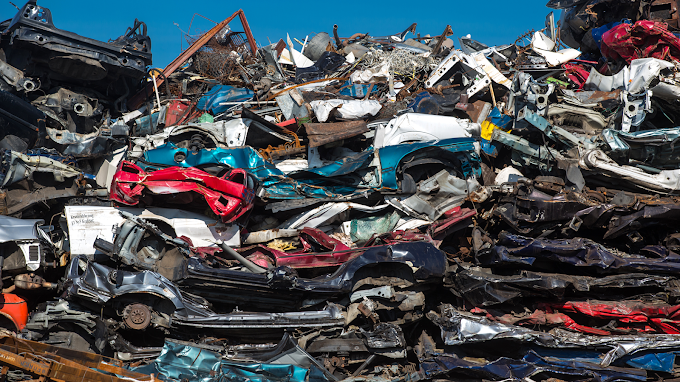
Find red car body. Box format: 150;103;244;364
110;161;256;224
236;228;439;270
472;299;680;336
602;20;680;63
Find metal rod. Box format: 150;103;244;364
352;354;376;377
218;241;268;274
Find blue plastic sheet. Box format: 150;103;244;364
592;21;624;49
480;140;502;156
487;107;513;131
197;85;254;115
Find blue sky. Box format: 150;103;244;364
4;0;557;68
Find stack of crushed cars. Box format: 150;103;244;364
4;0;680;381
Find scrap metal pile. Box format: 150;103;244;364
5;0;680;381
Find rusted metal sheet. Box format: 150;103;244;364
304;120;369;147
582;89;622;104
650;0;680;28
0;335;153;382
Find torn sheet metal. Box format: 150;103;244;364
66;255;345;332
373;113;476;149
0;215;44;243
65;205;239;256
45;126;127;157
0;150;87;187
182;240;446;310
243;229;299;245
0;215;46;272
279;202;390;230
547;103;609;134
548;299;680;334
386;170;479;221
0;334;154;382
517;106;596;149
605;126;680;168
129;119;253;159
471;53;512;88
309;99;382;122
585;58;674;93
491;129;564;170
508;71;555;117
531;31;581;66
2;1;151;101
421;351;646;382
305;120;369;147
425;50;492;97
132;338;327;382
602;20;680;63
110;161;257;224
448;261;680;306
428;304;680;366
580;149;680;193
